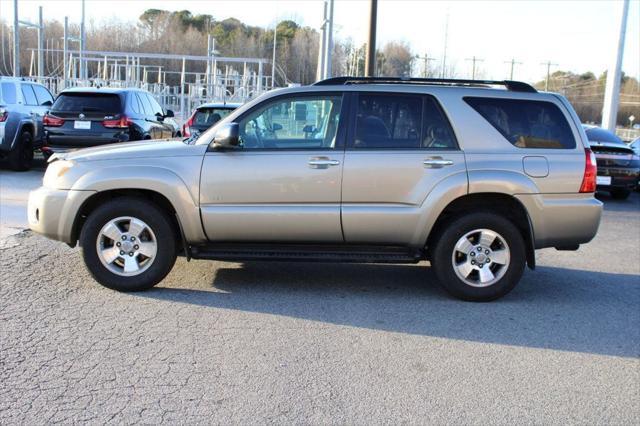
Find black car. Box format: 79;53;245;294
583;125;640;200
182;102;240;137
43;88;176;153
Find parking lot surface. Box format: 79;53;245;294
1;166;639;424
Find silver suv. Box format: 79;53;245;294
28;77;603;301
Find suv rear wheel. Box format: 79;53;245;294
7;130;34;171
431;212;526;301
80;197;177;291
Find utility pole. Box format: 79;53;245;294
465;56;483;80
79;0;85;80
12;0;19;76
504;58;522;80
441;11;449;78
541;60;558;91
323;0;334;79
415;53;436;78
37;6;43;82
316;1;327;81
602;0;630;131
271;25;277;88
365;0;377;77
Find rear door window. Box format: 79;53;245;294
52;93;122;114
464;97;576;149
351;93;457;149
1;82;17;104
21;84;38;106
136;93;154;116
32;85;54;106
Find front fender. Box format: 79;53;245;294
71;165;206;243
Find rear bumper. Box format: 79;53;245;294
28;186;96;244
45;129;129;148
515;193;602;249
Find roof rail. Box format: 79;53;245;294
312;76;537;93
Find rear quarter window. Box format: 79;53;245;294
1;82;17;104
52;93;122;114
464;97;576;149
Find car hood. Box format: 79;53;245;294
55;139;206;162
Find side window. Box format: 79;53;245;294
136;93;153;116
353;93;423;149
237;94;343;149
129;93;141;114
464;97;576;149
21;84;38;106
1;82;17;104
146;94;163;116
32;85;54;106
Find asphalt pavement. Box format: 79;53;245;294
0;164;638;424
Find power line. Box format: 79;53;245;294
504;58;522;80
541;60;558;91
465;55;483;79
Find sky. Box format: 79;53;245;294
1;0;638;83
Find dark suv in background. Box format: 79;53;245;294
583;125;639;200
43;88;176;154
0;77;54;170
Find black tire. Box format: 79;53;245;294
610;188;631;200
431;212;526;302
7;130;34;171
79;197;177;291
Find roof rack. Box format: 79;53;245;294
312;76;537;93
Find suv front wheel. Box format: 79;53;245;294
80;198;177;291
431;212;526;301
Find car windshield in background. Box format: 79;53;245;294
584;127;624;144
194;108;234;127
52;93;121;114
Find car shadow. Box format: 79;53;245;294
136;261;640;358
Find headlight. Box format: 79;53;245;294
43;160;74;187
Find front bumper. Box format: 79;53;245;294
28;186;96;244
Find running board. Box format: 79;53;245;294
190;244;424;264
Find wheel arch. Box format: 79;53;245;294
426;193;536;269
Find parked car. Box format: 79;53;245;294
630;137;640;191
182;102;240;137
42;88;177;154
583;125;639;200
28;77;603;302
0;77;54;170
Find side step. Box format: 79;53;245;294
190;244;424;264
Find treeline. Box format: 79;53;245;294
0;9;414;86
535;71;640;126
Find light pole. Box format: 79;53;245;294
365;0;377;77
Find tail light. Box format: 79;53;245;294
579;148;597;193
103;116;133;129
0;109;8;122
43;114;64;127
183;113;195;137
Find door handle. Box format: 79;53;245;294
423;157;454;168
308;157;340;169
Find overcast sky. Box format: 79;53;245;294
2;0;639;83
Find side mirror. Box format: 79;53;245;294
211;123;240;149
165;109;175;118
155;112;165;122
42;100;53;107
272;123;283;132
302;124;317;133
